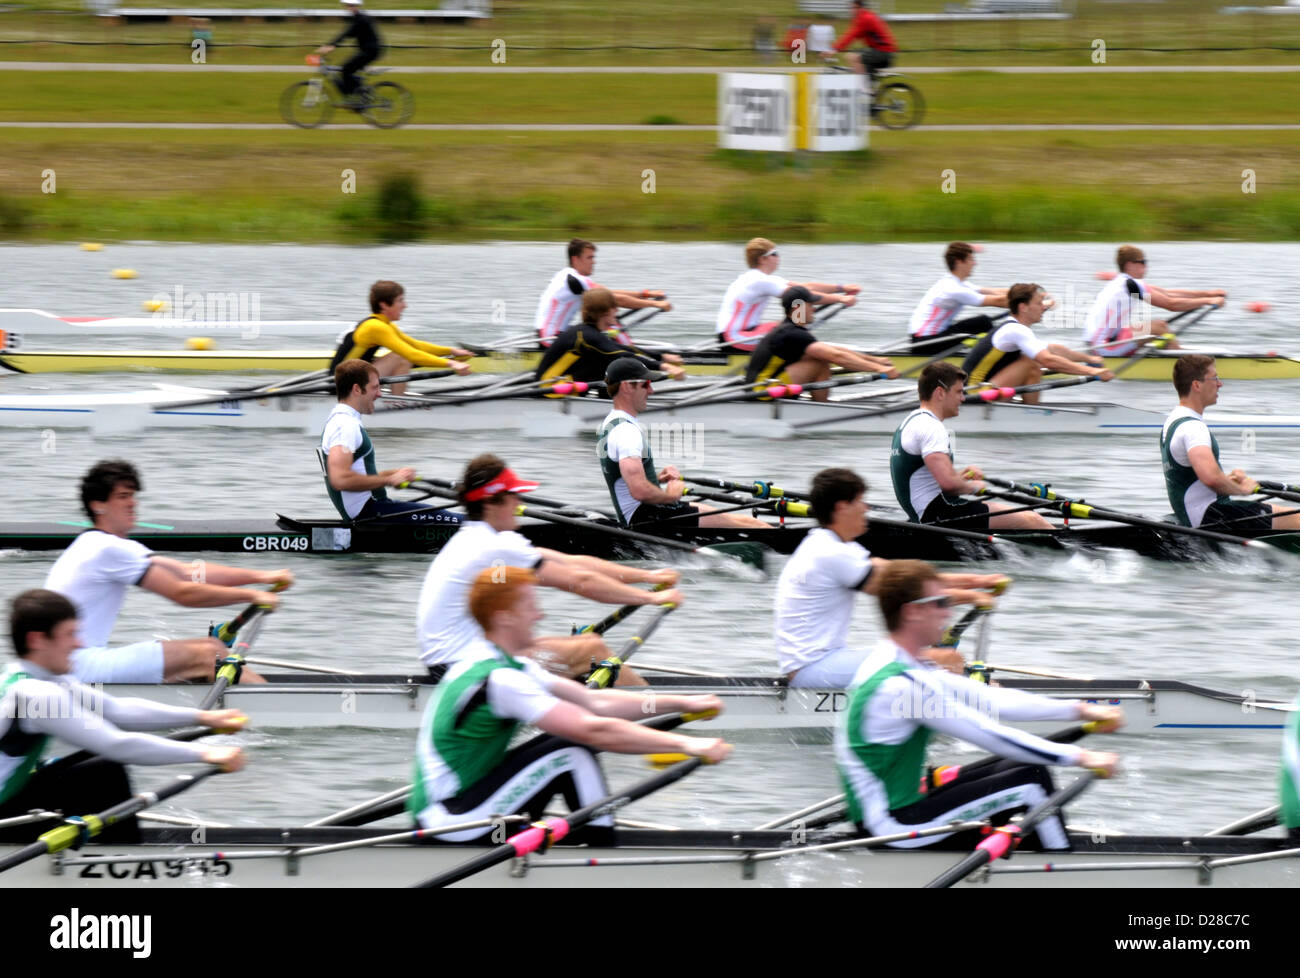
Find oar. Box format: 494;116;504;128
574;582;672;636
585;602;677;689
201;602;276;709
649;372;897;412
0;767;225;874
617;306;665;329
414;755;707;888
978;477;1272;551
937;604;986;649
683;475;807;502
513;503;733;562
210;580;287;646
681;486;997;546
814;303;847;326
1254;480;1300;504
922;772;1096;889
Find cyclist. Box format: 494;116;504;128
828;0;897;92
315;0;383;108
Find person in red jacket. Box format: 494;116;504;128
832;0;898;78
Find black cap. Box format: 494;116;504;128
605;357;652;385
781;285;816;316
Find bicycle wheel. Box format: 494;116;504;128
872;81;925;130
361;81;414;129
280;79;335;129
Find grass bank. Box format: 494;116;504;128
3;128;1297;242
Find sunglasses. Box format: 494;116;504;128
762;249;779;258
908;595;951;609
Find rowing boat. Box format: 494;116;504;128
84;674;1293;737
3;823;1295;887
4;336;1300;381
3;508;1295;563
4;382;1299;438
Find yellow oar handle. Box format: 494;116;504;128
680;707;720;723
990;576;1011;596
646;752;719;768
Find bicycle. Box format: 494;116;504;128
824;59;926;130
280;57;414;129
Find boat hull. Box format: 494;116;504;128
88;675;1294;737
4;826;1296;888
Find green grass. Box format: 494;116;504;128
3;127;1298;241
0;0;1297;66
4;69;1299;124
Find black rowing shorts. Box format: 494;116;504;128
629;501;700;528
1201;500;1273;533
921;496;991;530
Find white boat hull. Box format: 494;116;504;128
97;676;1294;737
5;827;1297;888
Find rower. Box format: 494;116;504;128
715;237;859;352
417;454;683;686
322;359;464;525
534;238;672;348
961;282;1113;405
890;362;1052;530
409;566;730;842
744;286;897;399
1161;354;1300;532
330;280;473;395
908;242;1009;352
775;467;1006;688
1082;245;1225;356
836;559;1121;851
0;589;246;842
43;460;287;685
598;359;768;529
534;288;686;384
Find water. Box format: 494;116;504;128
0;241;1296;839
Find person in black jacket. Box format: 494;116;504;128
316;0;383;103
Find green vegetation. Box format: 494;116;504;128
4;126;1297;242
0;0;1297;67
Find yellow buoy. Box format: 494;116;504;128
185;337;215;351
112;268;138;280
80;242;103;252
142;299;168;313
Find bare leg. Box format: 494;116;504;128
1269;503;1300;532
530;634;646;687
985;358;1043;404
693;501;768;529
372;351;414;395
162;637;265;684
783;358;833;401
987;500;1053;531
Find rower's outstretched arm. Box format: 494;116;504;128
1148;285;1225;310
533;700;728;761
140;562;282;610
536;549;678;588
804;341;896;376
547;679;721;722
534;557;683;608
147;556;291;590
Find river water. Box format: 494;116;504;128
1;241;1297;854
